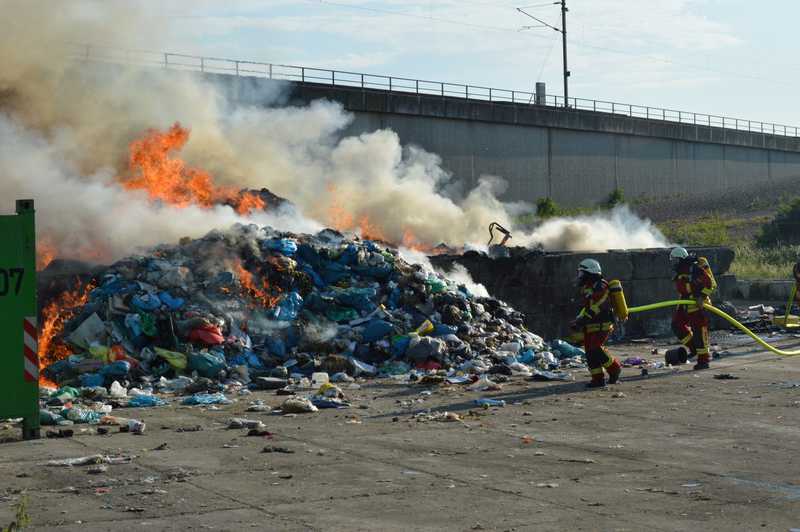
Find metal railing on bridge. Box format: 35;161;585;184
71;44;800;138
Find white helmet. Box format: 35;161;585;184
578;258;602;276
669;246;689;264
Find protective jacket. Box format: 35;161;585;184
575;277;614;333
674;256;717;312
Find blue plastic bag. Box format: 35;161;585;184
337;244;359;265
334;287;377;313
387;286;401;309
188;351;227;378
125;313;143;337
79;373;105;388
517;349;536;365
100;360;131;377
264;238;298;256
245;351;265;369
272;291;303;321
550;339;585;359
182;392;232;405
361;320;394;342
320;262;350;285
129;395;168;407
432;324;458;337
131;293;162;311
391;335;411;357
266;337;287;358
300;263;325;288
158;291;185;311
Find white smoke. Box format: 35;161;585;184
398;247;490;298
0;114;320;260
518;205;670;251
0;0;668;264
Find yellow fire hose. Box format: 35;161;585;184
627;299;800;357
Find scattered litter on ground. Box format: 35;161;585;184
262;446;294;454
475;398;506;408
45;454;136;467
413;411;463;423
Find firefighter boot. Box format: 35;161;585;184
585;367;606;388
606;359;622;384
693;355;710;371
585;377;606;389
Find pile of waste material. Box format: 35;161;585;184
38;224;588;424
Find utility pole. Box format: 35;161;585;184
561;0;569;108
517;1;570;108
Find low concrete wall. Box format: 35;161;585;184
430;246;734;339
729;280;796;302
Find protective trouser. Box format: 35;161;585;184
584;328;621;385
672;306;710;363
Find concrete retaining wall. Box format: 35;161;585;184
269;80;800;207
729;280;796;302
345;112;800;206
430;246;734;339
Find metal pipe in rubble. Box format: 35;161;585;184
627;299;800;357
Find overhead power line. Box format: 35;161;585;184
307;0;792;88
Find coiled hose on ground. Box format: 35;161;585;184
627;299;800;357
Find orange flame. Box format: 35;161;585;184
358;216;388;243
325;183;436;251
38;280;96;381
326;183;354;230
232;261;280;308
37;236;58;271
235;193;266;215
121;122;265;215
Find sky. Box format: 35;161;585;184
127;1;800;127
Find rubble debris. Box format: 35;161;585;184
31;225;626;432
40;226;547;392
262;446;294;454
228;418;265;429
281;397;319;414
413;411;463;423
475;398;506;408
45;454;136;467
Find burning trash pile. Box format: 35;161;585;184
38;224;589;426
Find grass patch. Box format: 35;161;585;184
657;214;734;246
657;215;798;280
757;197;800;246
605;188;625;209
730;243;800;280
3;495;30;531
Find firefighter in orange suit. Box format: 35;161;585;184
573;259;622;388
669;247;717;370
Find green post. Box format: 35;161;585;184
0;199;39;439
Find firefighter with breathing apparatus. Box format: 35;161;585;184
572;258;625;388
669;247;717;370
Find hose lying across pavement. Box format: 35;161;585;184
627;299;800;357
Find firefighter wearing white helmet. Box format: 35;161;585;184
670;246;717;370
573;258;622;388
